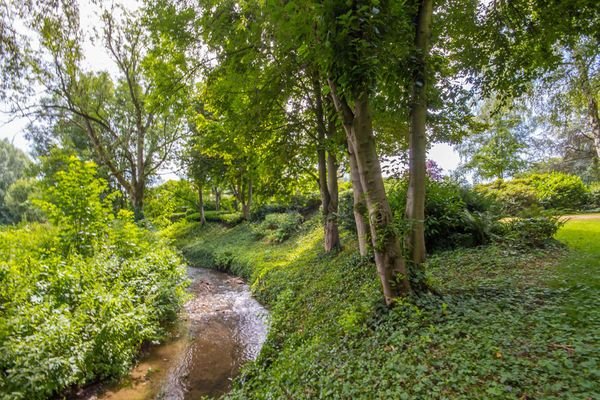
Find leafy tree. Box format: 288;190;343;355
3;178;44;223
459;101;529;180
0;139;31;223
35;152;116;255
4;4;185;220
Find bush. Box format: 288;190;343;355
477;172;589;215
204;210;245;225
529;172;588;210
476;179;539;216
338;190;357;233
0;221;188;399
585;182;600;210
144;180;198;228
388;178;499;251
3;178;45;223
498;216;565;248
253;212;304;243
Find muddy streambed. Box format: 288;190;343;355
75;268;269;400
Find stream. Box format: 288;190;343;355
75;268;269;400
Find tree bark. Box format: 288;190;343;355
330;82;411;304
132;189;144;222
347;141;369;256
241;177;252;220
574;51;600;159
351;95;411;303
213;187;221;211
199;184;206;225
313;79;342;252
324;150;341;252
405;0;433;281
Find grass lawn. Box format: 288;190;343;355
165;216;600;399
555;214;600;289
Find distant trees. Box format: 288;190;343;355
3;3;185;220
0;139;31;223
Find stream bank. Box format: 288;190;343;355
73;267;268;400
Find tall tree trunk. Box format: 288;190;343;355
241;177;252;220
324;150;341;252
199;184;206;225
351;95;411;303
347;142;369;256
405;0;433;285
131;179;146;222
330;82;411;304
575;51;600;158
314;76;341;252
213;187;221;211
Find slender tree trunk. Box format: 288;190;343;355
313;76;342;252
241;178;252;220
347;142;369;256
350;95;411;303
324;150;341;252
317;128;341;252
213;187;221;211
330;81;411;304
405;0;433;285
131;180;145;222
199;184;206;225
575;52;600;158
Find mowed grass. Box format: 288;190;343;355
166;217;600;399
555;214;600;289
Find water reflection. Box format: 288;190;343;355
76;268;268;400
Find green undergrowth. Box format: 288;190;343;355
0;222;188;400
165;216;599;399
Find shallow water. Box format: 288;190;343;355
74;268;268;400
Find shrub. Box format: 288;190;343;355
477;172;589;215
144;180;198;228
498;216;565;248
3;178;45;223
253;212;304;243
476;179;539;216
585;182;600;210
528;172;588;210
388;178;500;251
34;155;116;256
204;210;244;225
0;222;188;399
338;190;357;233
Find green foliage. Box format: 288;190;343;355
476;178;539;216
166;217;599;399
477;172;589;215
3;178;45;223
0;220;187;399
528;172;588;210
587;183;600;210
337;190;357;233
144;180;198;228
203;210;245;226
34;155;116;255
387;178;499;250
499;216;565;248
0;139;31;224
253;212;304;243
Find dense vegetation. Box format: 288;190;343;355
0;0;598;398
0;157;187;399
163;215;598;399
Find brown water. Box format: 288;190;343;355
74;268;268;400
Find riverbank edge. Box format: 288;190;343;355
165;218;599;399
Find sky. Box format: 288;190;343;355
0;0;462;175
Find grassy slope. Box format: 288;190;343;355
165;217;599;399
